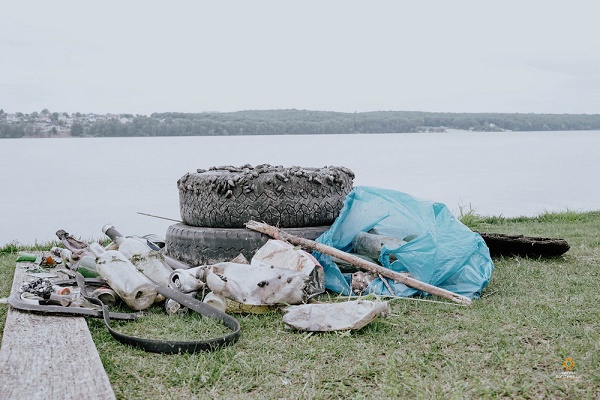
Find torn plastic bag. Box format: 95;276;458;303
205;262;310;305
282;300;390;331
315;186;494;299
251;239;325;297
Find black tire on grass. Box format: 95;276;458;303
177;164;354;228
477;232;570;257
165;223;330;266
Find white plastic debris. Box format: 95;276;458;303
203;292;227;313
165;298;188;315
282;300;390;332
251;239;324;296
169;266;206;293
205;262;309;305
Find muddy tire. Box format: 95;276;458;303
165;223;330;266
177;164;354;228
478;232;570;257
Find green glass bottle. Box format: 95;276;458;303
75;255;100;278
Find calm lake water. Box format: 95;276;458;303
1;130;599;246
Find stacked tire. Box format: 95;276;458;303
165;164;355;266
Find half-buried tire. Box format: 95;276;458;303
177;164;354;228
165;223;330;266
477;232;570;258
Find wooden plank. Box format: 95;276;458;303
0;262;115;400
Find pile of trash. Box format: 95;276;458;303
11;186;496;353
315;187;495;299
12;224;392;352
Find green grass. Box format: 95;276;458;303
1;211;599;399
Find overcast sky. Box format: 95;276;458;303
1;1;599;115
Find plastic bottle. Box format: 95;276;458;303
51;247;100;278
76;255;101;278
16;252;41;263
102;224;172;287
51;246;80;263
87;242;157;310
168;267;206;293
90;286;118;306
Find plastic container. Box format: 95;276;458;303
75;255;100;278
88;242;157;310
203;292;226;313
168;267;206;293
102;224;172;287
103;224;173;303
91;286;118;306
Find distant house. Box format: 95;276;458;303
6;114;20;123
58;115;73;127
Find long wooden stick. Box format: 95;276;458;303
245;220;472;306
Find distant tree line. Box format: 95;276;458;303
3;109;600;138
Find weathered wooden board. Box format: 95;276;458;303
0;263;115;400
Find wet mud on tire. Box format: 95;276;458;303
478;232;570;257
165;223;330;266
178;164;354;228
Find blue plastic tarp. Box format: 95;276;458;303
314;187;494;299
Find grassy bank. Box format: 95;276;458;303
1;211;599;399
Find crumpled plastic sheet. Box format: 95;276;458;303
314;186;494;299
282;300;390;331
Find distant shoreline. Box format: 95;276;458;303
3;109;600;139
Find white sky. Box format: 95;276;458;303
1;1;599;115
